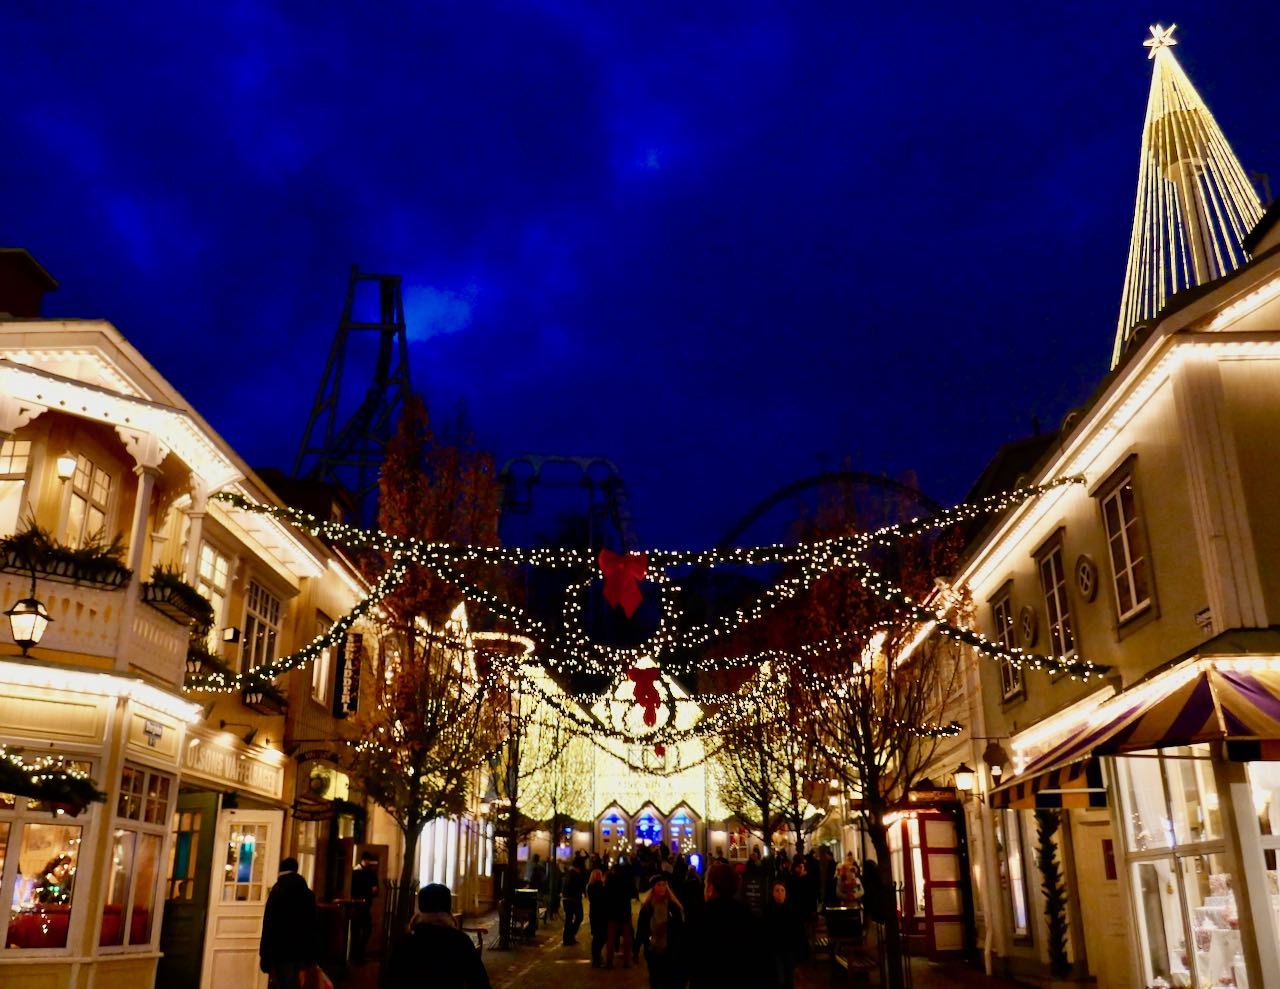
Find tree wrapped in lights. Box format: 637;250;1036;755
795;490;968;989
711;664;824;857
344;394;505;931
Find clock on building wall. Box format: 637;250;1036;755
1075;555;1099;603
1018;605;1038;648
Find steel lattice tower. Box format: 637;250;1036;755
293;265;412;522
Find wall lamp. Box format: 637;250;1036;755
55;453;77;482
222;626;241;644
6;574;52;656
219;720;259;746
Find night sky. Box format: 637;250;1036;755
5;3;1280;549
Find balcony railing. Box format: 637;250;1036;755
0;570;187;685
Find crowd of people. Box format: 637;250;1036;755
257;841;874;989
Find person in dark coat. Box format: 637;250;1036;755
604;861;635;968
350;852;380;964
633;874;686;989
586;868;608;967
860;859;892;925
259;857;320;989
762;879;808;989
561;858;586;945
686;861;770;989
381;883;491;989
787;858;817;923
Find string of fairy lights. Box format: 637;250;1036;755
182;476;1107;777
206;474;1101;695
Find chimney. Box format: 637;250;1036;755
0;249;58;318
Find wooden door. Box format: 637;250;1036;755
200;807;283;989
1074;819;1135;989
157;791;220;989
919;813;965;955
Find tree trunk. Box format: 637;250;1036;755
396;822;422;935
868;818;907;989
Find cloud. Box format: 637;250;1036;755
404;283;478;341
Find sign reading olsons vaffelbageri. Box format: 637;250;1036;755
333;633;362;718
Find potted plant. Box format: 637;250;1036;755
142;566;215;629
0;521;131;588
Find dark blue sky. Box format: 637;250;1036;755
5;3;1279;548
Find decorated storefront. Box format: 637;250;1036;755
0;660;199;989
993;657;1280;989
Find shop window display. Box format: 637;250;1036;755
1246;761;1280;949
2;763;93;950
1115;747;1247;989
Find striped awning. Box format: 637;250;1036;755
990;661;1280;810
989;758;1106;810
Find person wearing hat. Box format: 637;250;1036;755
633;873;686;989
381;883;491;989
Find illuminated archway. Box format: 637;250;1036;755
595;806;631;860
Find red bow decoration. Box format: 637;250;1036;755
653;744;666;758
599;548;647;618
627;665;662;726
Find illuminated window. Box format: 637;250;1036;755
1035;536;1076;660
64;453;113;549
196;543;231;652
1099;472;1153;623
0;440;31;537
311;613;334;705
0;757;95;951
243;580;282;672
102;765;172;947
166;809;203;900
995;810;1030;940
223;824;269;902
990;588;1023;700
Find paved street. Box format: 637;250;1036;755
333;910;1028;989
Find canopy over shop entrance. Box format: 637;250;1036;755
991;657;1280;810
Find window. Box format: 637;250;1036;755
1115;747;1237;989
311;613;334;705
995;810;1030;940
223;823;270;902
0;759;94;950
166;808;203;901
243;580;282;672
0;439;31;537
196;543;231;652
101;765;172;947
64;453;113;549
1101;474;1153;623
1036;538;1076;659
991;588;1023;700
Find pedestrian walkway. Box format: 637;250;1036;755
332;917;1030;989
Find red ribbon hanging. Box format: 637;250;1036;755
627;665;662;726
598;548;647;618
653;744;666;758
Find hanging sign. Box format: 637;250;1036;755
333;633;363;718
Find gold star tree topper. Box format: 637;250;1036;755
1144;23;1178;59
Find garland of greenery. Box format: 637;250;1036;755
0;747;106;816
